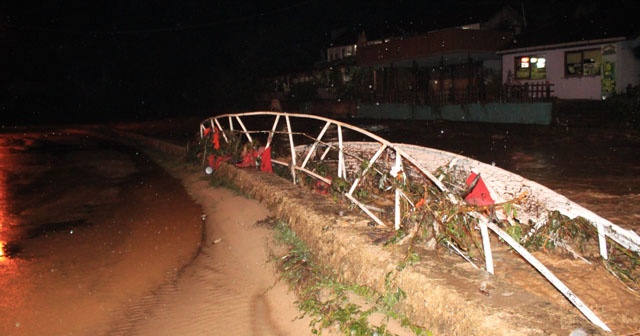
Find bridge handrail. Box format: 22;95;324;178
198;111;637;331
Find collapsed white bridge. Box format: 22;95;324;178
200;111;640;332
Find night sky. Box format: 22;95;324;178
2;0;638;124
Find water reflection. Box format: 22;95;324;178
0;130;204;335
0;135;21;334
0;135;12;262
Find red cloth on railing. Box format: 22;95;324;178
260;147;272;173
208;153;231;170
236;148;260;167
464;172;495;206
236;152;254;167
213;127;220;150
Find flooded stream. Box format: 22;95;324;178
0;130;203;335
0;128;320;336
1;119;638;335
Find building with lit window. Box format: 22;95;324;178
499;36;640;100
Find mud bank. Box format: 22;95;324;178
98;129;322;336
114;127;613;336
213;164;604;335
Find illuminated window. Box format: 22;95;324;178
514;55;546;80
566;49;601;76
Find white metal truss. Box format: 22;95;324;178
200;111;640;332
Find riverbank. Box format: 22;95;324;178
99;131;323;335
109;115;640;335
114;124;623;335
0;128;324;336
111;174;315;335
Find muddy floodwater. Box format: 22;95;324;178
0;130;204;335
1;118;638;335
0;128;319;336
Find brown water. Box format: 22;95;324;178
0;130;203;335
0;128;327;336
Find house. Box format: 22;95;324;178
355;27;515;104
499;36;640;100
325;29;364;62
498;2;640;101
264;5;525;108
353;5;524;105
263;29;373;105
320;29;372;94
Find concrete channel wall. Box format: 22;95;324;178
356;102;553;125
115;129;601;336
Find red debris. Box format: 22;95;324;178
207;153;231;170
464;172;495;206
313;176;332;194
260;147;273;173
213;127;220;150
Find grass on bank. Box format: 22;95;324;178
256;216;431;336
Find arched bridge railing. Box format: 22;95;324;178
199;111;640;332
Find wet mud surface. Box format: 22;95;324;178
0;129;321;336
0;131;203;335
208;159;640;335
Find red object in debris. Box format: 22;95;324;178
464;172;495;206
313;176;332;195
207;153;231;170
260;147;273;173
213;127;220;150
236;146;268;168
216;155;230;169
236;150;256;167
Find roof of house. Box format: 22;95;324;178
503;1;639;50
327;2;640;60
327;4;523;48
